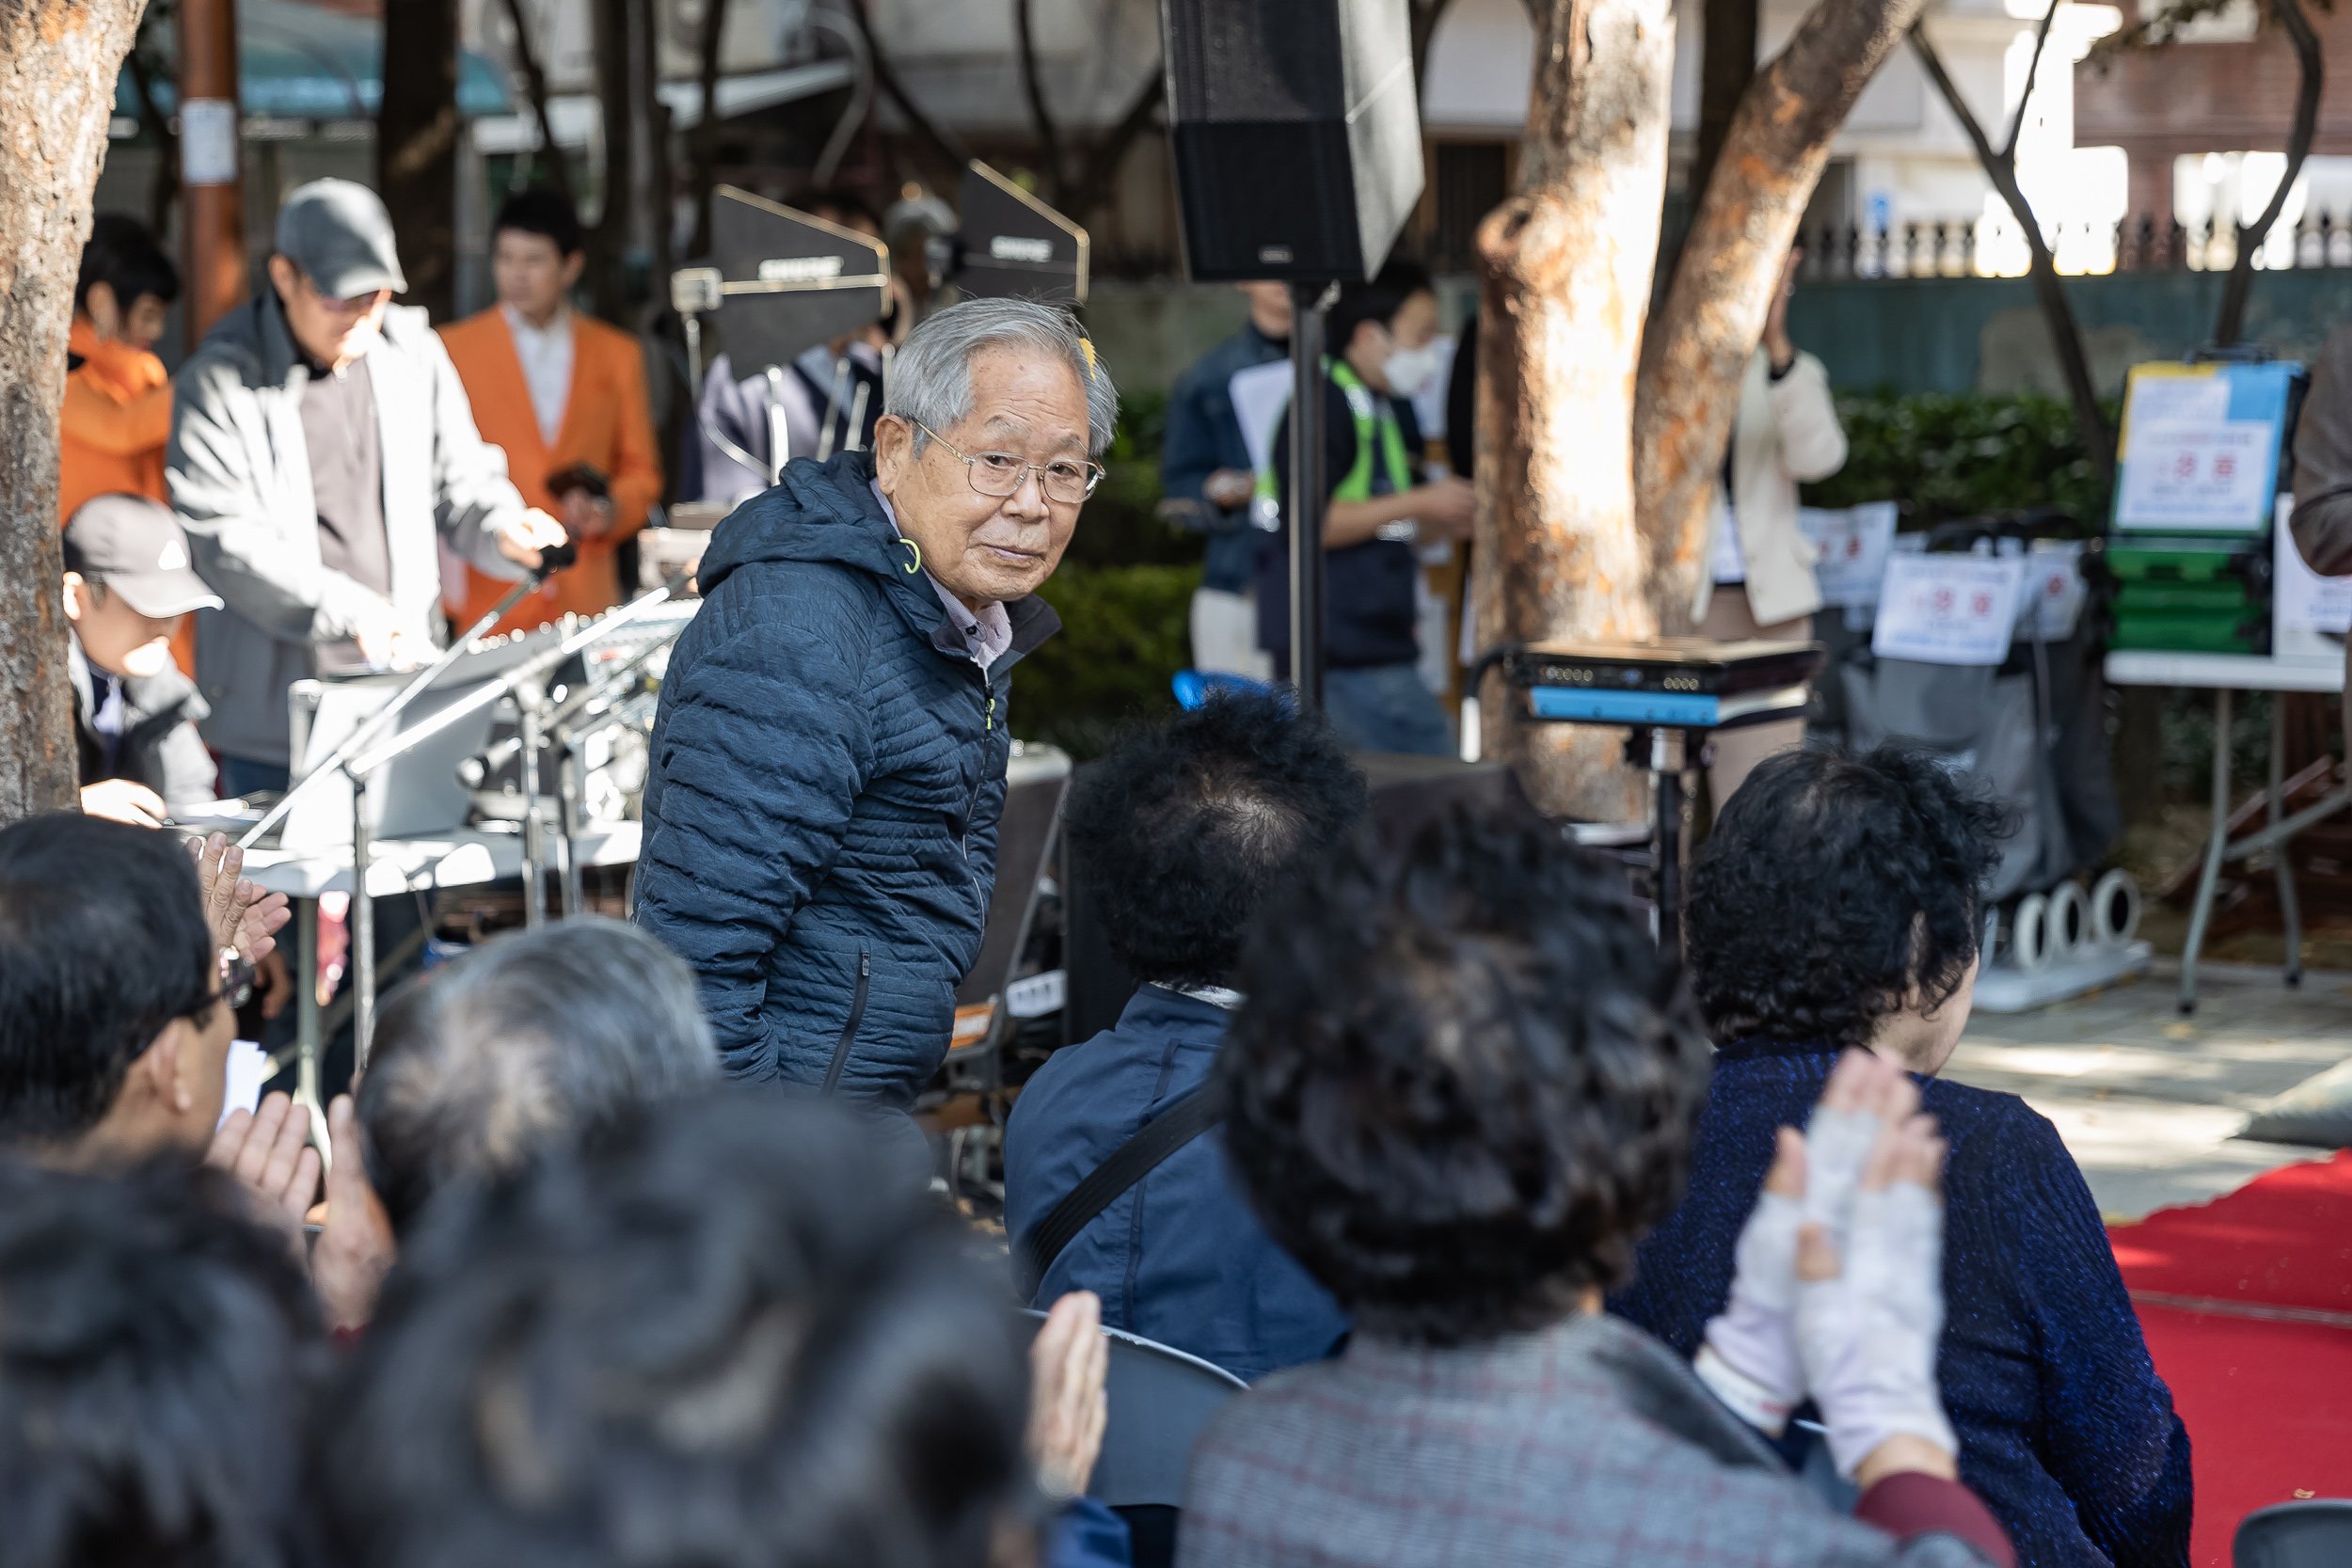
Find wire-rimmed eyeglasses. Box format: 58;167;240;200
916;421;1104;506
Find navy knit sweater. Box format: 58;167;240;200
1612;1040;2192;1568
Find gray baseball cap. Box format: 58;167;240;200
276;178;407;300
62;495;223;618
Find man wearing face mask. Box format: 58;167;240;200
168;179;570;799
1255;260;1472;756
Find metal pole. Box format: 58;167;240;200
177;0;245;350
519;689;547;927
558;732;584;918
2179;686;2233;1014
1652;728;1683;953
294;897;327;1163
2270;695;2305;988
1287;282;1330;711
350;771;377;1072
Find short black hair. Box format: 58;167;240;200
319;1091;1033;1568
1066;691;1367;989
1221;801;1712;1345
76;212;180;314
492;187;583;257
359;917;718;1232
0;815;215;1144
1328;258;1434;351
1686;745;2006;1050
0;1160;324;1568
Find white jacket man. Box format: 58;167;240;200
1692;251;1848;805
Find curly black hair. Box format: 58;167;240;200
1219;801;1714;1346
1686;744;2007;1050
1065;689;1367;989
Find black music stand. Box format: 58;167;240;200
1478;638;1825;948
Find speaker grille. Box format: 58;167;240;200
1164;0;1343;121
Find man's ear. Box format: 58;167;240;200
873;414;914;492
560;248;586;291
62;572;89;626
124;1021;189;1116
267;254;299;302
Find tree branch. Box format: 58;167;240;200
1014;0;1065;200
689;0;731;258
1062;58;1165;224
499;0;575;208
1998;0;2062;165
846;0;971;184
123;8;178;239
2217;0;2322;343
1912;23;2113;483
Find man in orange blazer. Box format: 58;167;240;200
439;189;662;635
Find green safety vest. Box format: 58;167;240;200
1251;358;1416;522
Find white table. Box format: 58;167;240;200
2104;650;2345;1011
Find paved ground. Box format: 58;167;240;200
1945;959;2352;1220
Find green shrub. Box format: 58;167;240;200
1802;389;2117;530
1012;562;1202;759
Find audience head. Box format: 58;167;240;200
0;1159;323;1568
1331;257;1439;398
62;495;222;680
75;213;179;350
321;1090;1033;1568
491;188;586;325
0;814;228;1165
1687;745;2005;1073
1222;801;1711;1346
358;917;718;1233
1068;691;1367;990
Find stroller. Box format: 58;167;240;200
1834;510;2143;984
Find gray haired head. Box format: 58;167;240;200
885;296;1119;458
358;917;717;1231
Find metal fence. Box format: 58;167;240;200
1802;213;2352;281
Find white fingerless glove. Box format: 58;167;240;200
1695;1189;1804;1435
1794;1180;1958;1480
1801;1104;1878;1249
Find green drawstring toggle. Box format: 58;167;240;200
901;538;922;575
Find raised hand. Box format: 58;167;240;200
1027;1290;1108;1503
205;1090;322;1235
190;832;292;963
1695;1126;1808;1434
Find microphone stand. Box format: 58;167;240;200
343;569;695;1069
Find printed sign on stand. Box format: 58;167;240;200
1871;555;2027;666
2023;541;2087;641
2273;494;2352;660
1799;501;1898;608
2116;422;2275;531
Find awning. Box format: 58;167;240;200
119;0;512;124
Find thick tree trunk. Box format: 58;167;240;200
2216;0;2319;346
0;0;147;823
1472;0;1675;820
582;0;635;324
1635;0;1931;631
377;0;460;321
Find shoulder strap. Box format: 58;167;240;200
1017;1080;1231;1299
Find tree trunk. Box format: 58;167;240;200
1472;0;1675;821
499;0;575;210
0;0;148;823
1635;0;1932;631
377;0;460;321
2216;0;2320;346
583;0;635;323
688;0;731;260
1690;0;1756;209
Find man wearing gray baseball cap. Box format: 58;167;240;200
167;178;571;796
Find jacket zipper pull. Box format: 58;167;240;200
859;952;870;979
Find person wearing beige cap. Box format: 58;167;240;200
167;178;571;798
62;495;225;825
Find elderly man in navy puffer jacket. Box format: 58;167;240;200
635;298;1117;1175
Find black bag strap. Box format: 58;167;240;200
1017;1081;1230;1299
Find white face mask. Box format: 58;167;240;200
1381;340;1443;398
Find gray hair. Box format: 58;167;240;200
357;917;718;1230
885;296;1119;458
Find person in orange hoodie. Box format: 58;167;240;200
63;214;195;678
438;190;662;636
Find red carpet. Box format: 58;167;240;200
2107;1150;2352;1567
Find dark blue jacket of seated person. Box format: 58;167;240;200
634;450;1057;1129
1005;985;1349;1384
1611;1039;2193;1568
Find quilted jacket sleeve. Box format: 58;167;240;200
634;577;878;1072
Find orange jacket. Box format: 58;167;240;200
438;308;663;635
60;317;196;679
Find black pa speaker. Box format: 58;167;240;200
680;186;892;373
1159;0;1425;282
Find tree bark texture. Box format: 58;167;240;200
377;0;460;321
1690;0;1756;209
2216;0;2319;345
0;0;148;823
582;0;635;324
1634;0;1931;633
1472;0;1675;821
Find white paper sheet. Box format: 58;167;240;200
2116;420;2275;531
1229;360;1295;479
1799;501;1899;609
2275;493;2352;636
1871;555;2027;666
218;1039;270;1130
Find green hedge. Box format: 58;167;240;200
1012;562;1201;759
1801;390;2116;530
